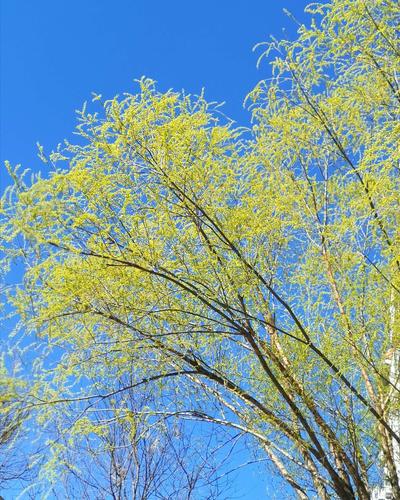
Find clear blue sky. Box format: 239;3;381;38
1;1;309;498
1;0;308;176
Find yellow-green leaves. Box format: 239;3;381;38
2;2;400;497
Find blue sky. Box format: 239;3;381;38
1;1;309;498
1;0;308;177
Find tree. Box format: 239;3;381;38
34;376;239;500
1;0;400;498
0;359;30;488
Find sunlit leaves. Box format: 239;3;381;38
1;1;400;497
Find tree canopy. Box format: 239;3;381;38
1;0;400;498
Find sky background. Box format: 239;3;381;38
1;0;308;178
1;1;309;498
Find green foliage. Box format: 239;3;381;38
0;358;29;487
1;1;400;498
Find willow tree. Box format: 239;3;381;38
1;0;400;498
0;360;29;488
